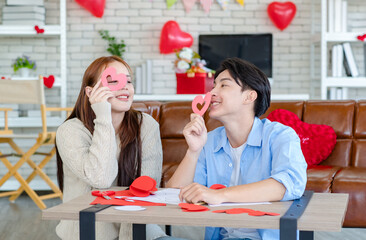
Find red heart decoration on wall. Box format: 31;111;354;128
34;25;44;34
357;34;366;42
43;75;55;88
267;109;337;167
267;2;297;31
75;0;105;18
159;21;193;54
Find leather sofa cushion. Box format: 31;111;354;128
303;101;355;139
132;101;162;122
261;101;304;119
355;101;366;138
160;102;192;138
352;140;366;168
332;167;366;227
306;166;341;192
320;139;352;167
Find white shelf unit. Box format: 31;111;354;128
0;0;67;125
310;0;366;100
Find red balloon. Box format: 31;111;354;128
267;2;296;31
159;21;193;54
75;0;105;18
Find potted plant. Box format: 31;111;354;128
99;30;126;58
174;48;214;94
12;55;36;77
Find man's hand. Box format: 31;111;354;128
179;183;225;205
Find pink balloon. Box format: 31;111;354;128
159;21;193;54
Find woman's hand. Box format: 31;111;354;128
179;183;225;205
86;80;114;105
183;113;207;154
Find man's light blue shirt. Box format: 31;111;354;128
193;117;307;240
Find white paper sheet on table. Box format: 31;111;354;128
209;202;271;207
126;188;272;207
127;188;181;205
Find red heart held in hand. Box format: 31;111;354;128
159;20;193;54
192;92;212;116
75;0;105;18
34;25;44;34
267;109;337;167
267;2;297;31
43;75;55;88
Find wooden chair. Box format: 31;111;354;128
0;76;73;209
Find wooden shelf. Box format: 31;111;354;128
324;77;366;87
0;25;61;36
311;32;365;43
10;76;62;87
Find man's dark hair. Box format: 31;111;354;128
214;57;271;117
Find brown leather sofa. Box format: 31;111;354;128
132;100;366;228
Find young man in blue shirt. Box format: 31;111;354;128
166;57;307;240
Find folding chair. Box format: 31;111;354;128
0;76;72;209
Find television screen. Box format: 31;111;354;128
198;34;273;78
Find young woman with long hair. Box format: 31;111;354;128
55;56;166;240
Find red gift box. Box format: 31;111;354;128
176;72;214;94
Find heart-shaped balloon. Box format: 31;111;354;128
75;0;105;18
101;67;127;91
267;109;337;167
267;1;296;31
43;75;55;88
159;21;193;54
192;92;212;116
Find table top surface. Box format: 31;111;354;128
42;188;348;232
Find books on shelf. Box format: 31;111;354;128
6;0;44;6
328;0;348;32
342;42;359;77
331;43;359;78
2;5;45;25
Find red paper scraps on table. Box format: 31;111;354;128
129;176;157;197
212;208;280;216
179;203;210;212
209;184;226;190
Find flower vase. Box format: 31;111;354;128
18;68;30;78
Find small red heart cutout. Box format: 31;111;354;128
267;109;337;167
192;92;212;116
357;34;366;42
267;2;297;31
43;75;55;88
209;184;226;190
34;25;44;34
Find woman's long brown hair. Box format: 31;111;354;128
56;56;142;192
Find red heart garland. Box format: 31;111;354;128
34;25;44;34
267;109;337;167
267;2;297;31
129;175;157;197
357;34;366;42
159;20;193;54
75;0;105;18
43;75;55;88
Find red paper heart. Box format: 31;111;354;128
179;203;210;212
267;109;337;167
159;21;193;54
43;75;55;88
34;25;44;34
209;184;226;190
267;2;296;31
129;175;157;197
75;0;105;18
192;92;212;116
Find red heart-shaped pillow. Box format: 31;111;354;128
267;109;337;167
